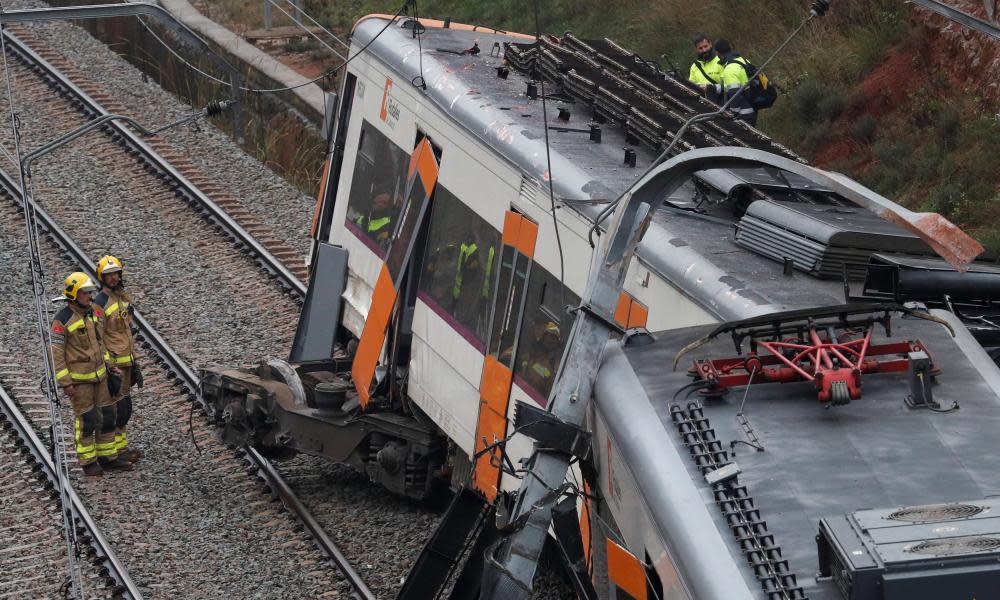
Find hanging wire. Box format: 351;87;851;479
532;0;568;363
0;16;85;599
567;466;663;600
133;0;410;94
409;0;426;89
262;0;346;61
276;0;349;50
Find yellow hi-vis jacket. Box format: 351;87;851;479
688;56;724;93
50;303;110;387
95;286;135;366
720;53;756;119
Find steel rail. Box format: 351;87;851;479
0;384;144;599
0;127;374;600
247;445;376;600
0;29;307;298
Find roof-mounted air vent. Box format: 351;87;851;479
735;199;934;279
817;499;1000;599
906;536;1000;556
888;502;984;523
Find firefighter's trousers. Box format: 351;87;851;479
69;380;114;465
112;366;133;454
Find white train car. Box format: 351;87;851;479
204;13;1000;600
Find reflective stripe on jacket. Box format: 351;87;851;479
453;242;477;299
720;54;756;117
96;286;135;365
50;304;109;386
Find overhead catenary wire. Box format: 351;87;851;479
132;0;410;95
0;13;85;600
276;0;350;50
262;0;346;61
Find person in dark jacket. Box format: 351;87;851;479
715;39;757;126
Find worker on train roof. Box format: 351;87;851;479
688;33;724;104
715;39;758;126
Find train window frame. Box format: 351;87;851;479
343;119;409;258
314;72;357;247
486;246;532;371
415;185;501;350
511;264;578;404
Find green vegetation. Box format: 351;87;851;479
203;0;1000;252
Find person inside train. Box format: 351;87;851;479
519;321;561;394
688;33;724;104
355;190;395;251
451;235;496;339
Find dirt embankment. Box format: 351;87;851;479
812;2;1000;172
912;1;1000;99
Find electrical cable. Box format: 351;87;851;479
532;0;567;325
410;0;426;89
567;466;663;600
277;0;350;50
133;0;410;95
262;0;346;61
0;18;85;600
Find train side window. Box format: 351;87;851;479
417;185;500;348
488;246;531;369
513;267;579;401
344;120;409;256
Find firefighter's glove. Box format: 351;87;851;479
133;362;144;389
107;370;122;397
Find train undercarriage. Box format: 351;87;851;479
200;357;449;501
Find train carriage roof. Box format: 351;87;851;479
596;312;1000;598
351;17;980;321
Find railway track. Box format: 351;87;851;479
0;25;379;599
0;365;141;599
2;26;308;296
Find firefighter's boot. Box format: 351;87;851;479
99;456;134;472
82;462;103;477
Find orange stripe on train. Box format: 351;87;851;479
351;265;398;407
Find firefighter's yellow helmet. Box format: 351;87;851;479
63;272;98;301
96;255;123;282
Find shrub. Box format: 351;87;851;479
790;79;845;125
923;183;963;216
851;114;878;144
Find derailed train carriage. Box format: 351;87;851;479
201;12;1000;599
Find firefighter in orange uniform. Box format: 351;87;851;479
94;256;142;464
50;272;132;476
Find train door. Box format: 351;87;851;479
472;210;538;501
351;135;440;407
310;72;357;260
